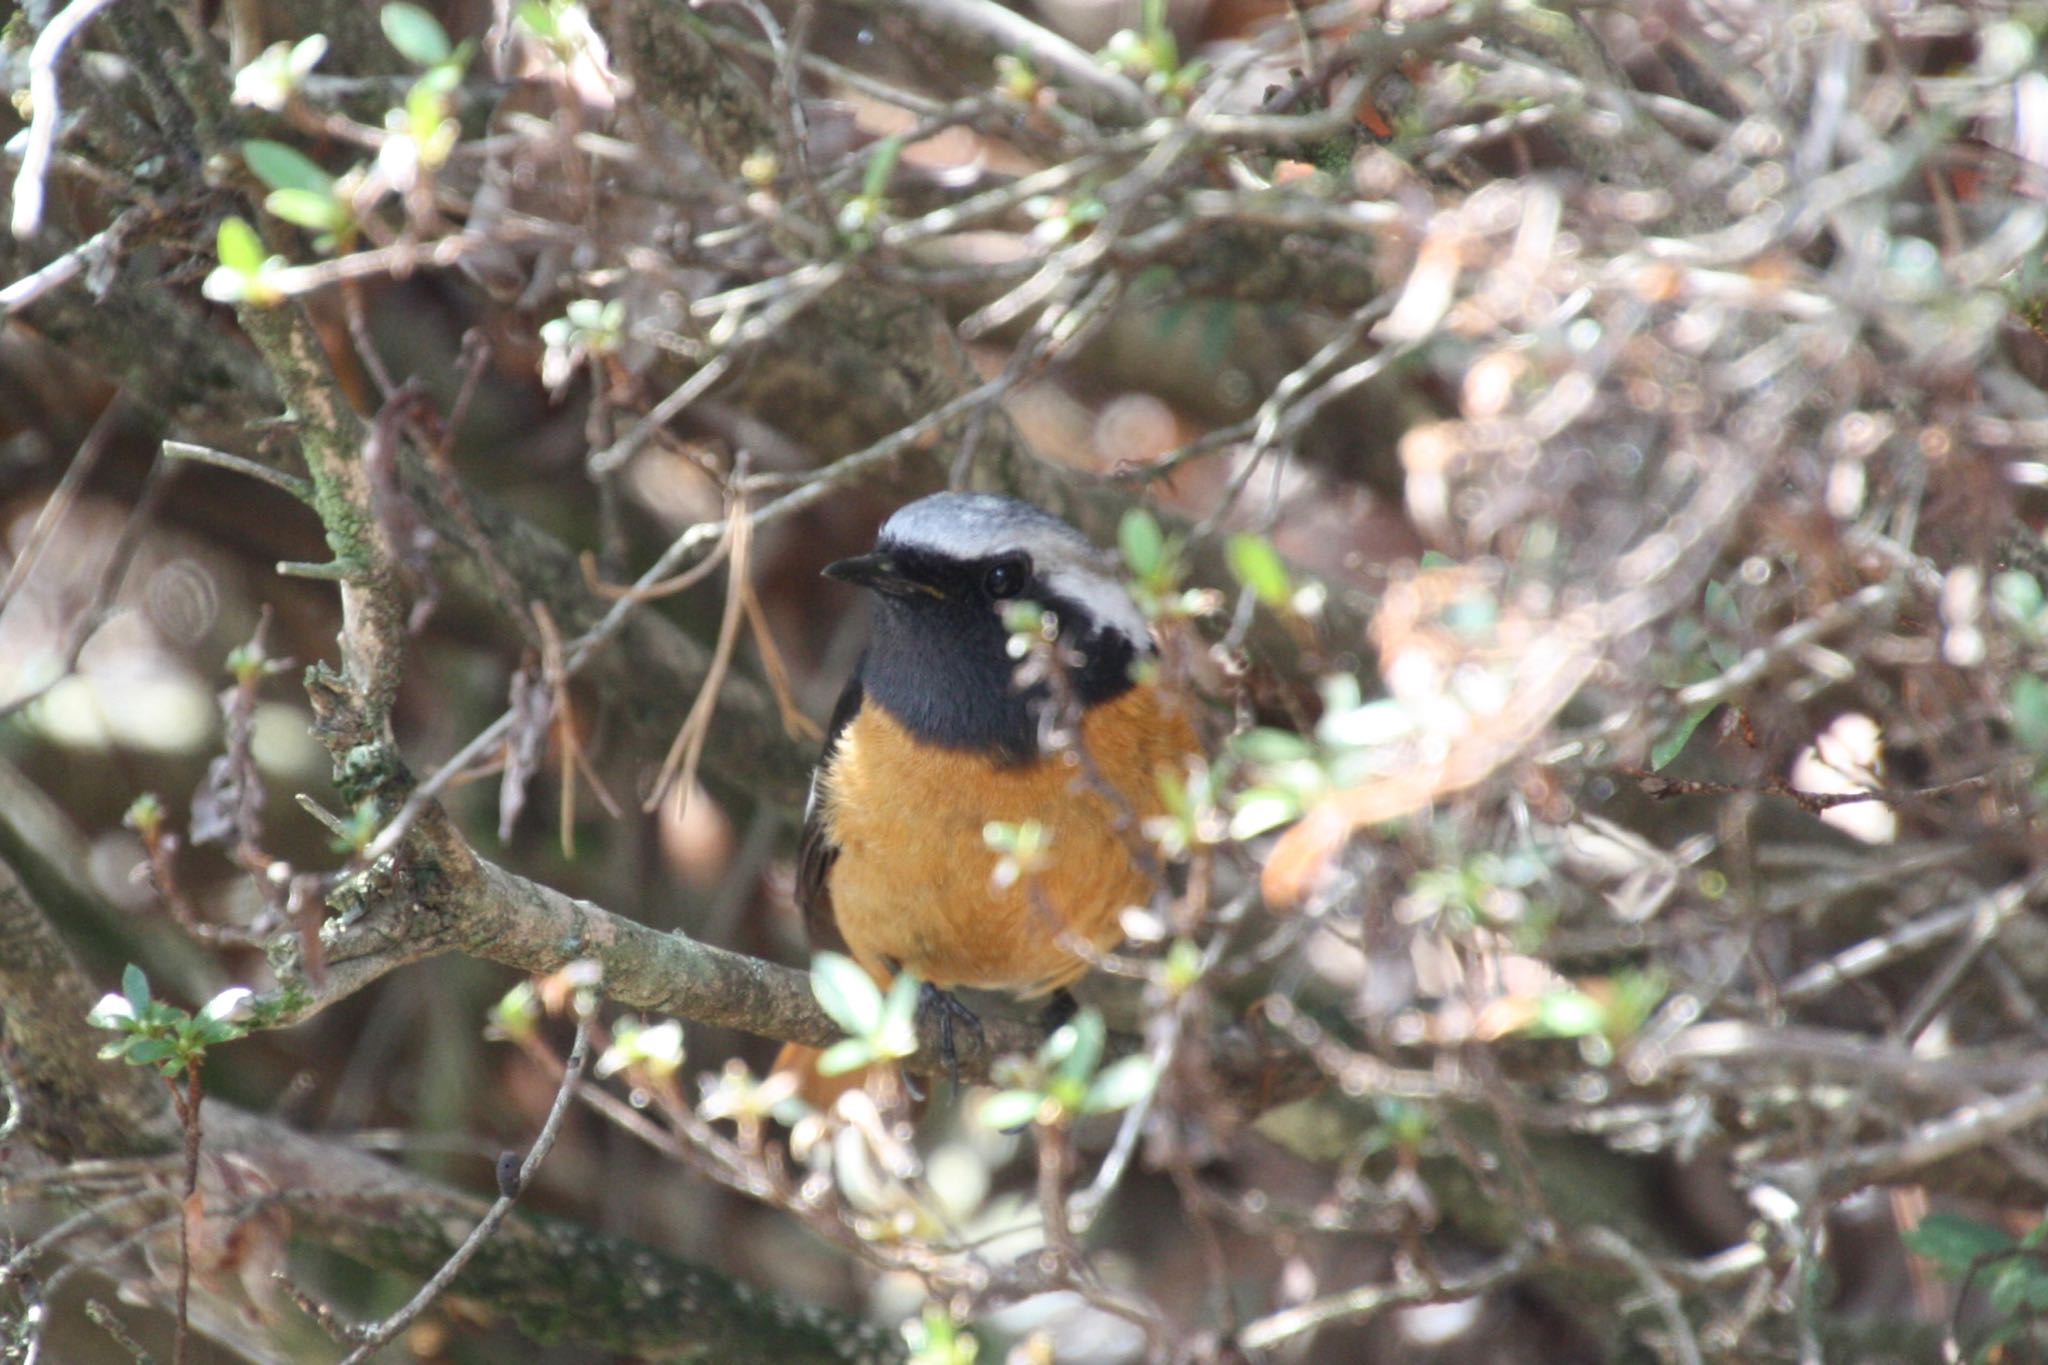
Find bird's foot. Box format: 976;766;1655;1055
917;984;985;1093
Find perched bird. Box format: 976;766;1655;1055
774;492;1197;1101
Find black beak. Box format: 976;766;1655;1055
822;552;941;599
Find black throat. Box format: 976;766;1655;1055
858;591;1139;762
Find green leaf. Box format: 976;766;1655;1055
126;1037;176;1065
1905;1212;2014;1275
2013;675;2048;753
1226;532;1291;608
860;134;904;201
1703;578;1740;628
816;1038;876;1076
1231;728;1314;765
381;2;452;65
122;963;151;1015
1052;1008;1106;1088
1651;704;1715;770
1081;1055;1155;1113
1164;937;1203;991
406;80;449;136
1530;989;1605;1039
242;140;333;194
1229;789;1300;840
1987;1258;2048;1315
515;0;559;39
1995;569;2045;626
215;216;267;275
976;1089;1043;1131
265;188;349;234
875;971;922;1059
809;952;884;1037
1119;508;1165;579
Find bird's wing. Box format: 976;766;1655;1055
795;666;865;957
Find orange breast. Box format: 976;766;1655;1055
821;685;1196;997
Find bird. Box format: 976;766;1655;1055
773;491;1198;1104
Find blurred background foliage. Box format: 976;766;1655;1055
7;0;2048;1362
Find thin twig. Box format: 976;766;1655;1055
1237;1237;1546;1351
334;1016;592;1364
10;0;125;240
161;441;315;504
0;395;127;618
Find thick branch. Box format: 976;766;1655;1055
0;840;894;1363
264;810;1310;1102
0;852;174;1161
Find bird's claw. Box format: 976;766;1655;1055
917;984;985;1093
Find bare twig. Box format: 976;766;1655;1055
10;0;125;240
1237;1237;1546;1351
333;1016;591;1364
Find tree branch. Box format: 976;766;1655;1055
0;854;175;1161
0;846;898;1364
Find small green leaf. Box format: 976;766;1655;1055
1987;1258;2048;1314
1231;728;1314;765
876;971;921;1059
809;952;884;1037
1906;1212;2014;1274
1651;704;1715;770
2014;675;2048;753
1995;569;2045;626
215;216;268;275
1703;578;1740;628
265;188;349;234
1119;508;1165;579
976;1089;1044;1131
126;1037;177;1065
242;140;333;194
381;2;452;65
122;963;151;1015
1226;532;1291;608
1229;789;1300;840
406;81;449;136
1082;1055;1155;1113
860;134;904;201
123;792;164;838
1052;1008;1106;1088
515;0;559;39
816;1038;876;1076
1530;989;1605;1039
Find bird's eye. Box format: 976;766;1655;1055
983;558;1027;599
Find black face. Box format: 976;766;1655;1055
844;543;1140;760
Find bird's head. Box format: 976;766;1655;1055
825;492;1149;757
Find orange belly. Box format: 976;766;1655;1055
821;685;1195;997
